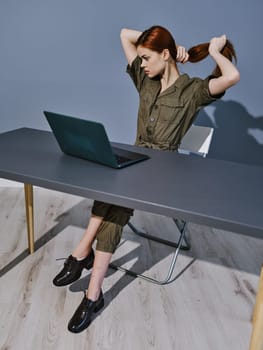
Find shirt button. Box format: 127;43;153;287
150;117;155;122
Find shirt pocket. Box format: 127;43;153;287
157;99;185;124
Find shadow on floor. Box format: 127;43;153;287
1;197;262;284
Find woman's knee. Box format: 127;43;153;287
96;221;124;253
92;200;134;226
92;201;112;218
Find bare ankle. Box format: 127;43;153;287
72;247;92;260
86;288;101;301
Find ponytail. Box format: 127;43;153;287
188;40;237;77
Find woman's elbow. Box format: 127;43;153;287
225;70;240;88
120;28;128;39
230;70;240;86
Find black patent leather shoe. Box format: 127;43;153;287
68;290;104;333
53;249;95;287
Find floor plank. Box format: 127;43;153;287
0;187;262;350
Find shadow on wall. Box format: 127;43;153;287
196;100;263;166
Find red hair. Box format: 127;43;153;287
136;25;237;77
188;40;237;77
136;25;178;60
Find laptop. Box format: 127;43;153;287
43;111;150;169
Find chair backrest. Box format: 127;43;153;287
178;125;214;157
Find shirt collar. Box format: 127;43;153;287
158;73;189;96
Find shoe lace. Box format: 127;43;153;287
64;256;76;270
55;256;75;269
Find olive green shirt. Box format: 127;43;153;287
127;56;223;150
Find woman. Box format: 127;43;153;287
53;25;240;333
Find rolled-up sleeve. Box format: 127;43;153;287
193;75;225;108
126;56;145;92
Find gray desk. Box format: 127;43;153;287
1;127;263;237
0;127;263;349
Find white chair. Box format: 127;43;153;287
110;125;214;285
178;125;214;157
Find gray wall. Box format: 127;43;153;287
0;0;262;166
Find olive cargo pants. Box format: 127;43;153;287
92;200;134;253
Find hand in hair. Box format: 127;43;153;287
207;34;240;95
208;35;227;55
188;35;237;78
176;45;189;63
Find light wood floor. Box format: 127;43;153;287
0;186;262;350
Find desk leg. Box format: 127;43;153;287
249;265;263;350
24;183;34;254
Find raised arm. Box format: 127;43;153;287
120;28;142;66
120;27;189;66
208;35;240;96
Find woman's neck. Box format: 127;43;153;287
160;61;180;93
